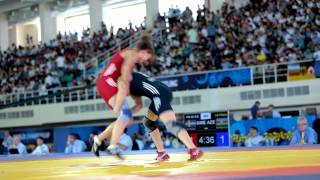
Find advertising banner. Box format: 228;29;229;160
157;68;252;91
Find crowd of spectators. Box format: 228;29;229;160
0;22;143;95
1;0;320;95
139;0;320;76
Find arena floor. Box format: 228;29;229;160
1;146;320;180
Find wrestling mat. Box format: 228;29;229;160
1;146;320;180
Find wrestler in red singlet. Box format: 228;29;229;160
92;33;155;159
96;52;124;109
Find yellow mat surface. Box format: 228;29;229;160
1;148;320;180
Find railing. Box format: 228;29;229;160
252;59;316;84
0;59;318;109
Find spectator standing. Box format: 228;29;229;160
268;104;281;118
207;22;216;39
313;46;320;61
2;131;13;154
245;127;265;147
31;137;49;155
65;133;87;153
187;25;199;45
290;117;318;145
55;53;65;71
251;101;261;119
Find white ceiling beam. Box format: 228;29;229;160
0;2;35;13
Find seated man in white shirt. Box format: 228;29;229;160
117;129;133;153
65;133;87;153
11;135;27;155
245;127;265;147
32;137;49;155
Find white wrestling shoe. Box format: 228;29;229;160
91;135;101;157
107;144;125;160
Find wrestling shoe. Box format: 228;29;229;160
107;144;125;160
155;151;170;161
188;148;203;161
91;135;101;157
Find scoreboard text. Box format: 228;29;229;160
184;112;229;147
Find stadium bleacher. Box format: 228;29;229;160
1;0;319;96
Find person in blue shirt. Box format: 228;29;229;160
290;117;318;145
311;31;320;45
207;24;216;39
251;101;260;119
65;133;87;153
12;135;27;155
2;131;13;154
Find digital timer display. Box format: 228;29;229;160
184;112;229;147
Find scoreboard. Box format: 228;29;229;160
183;111;230;147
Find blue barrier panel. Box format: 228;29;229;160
157;68;252;91
315;61;320;78
87;63;251;91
